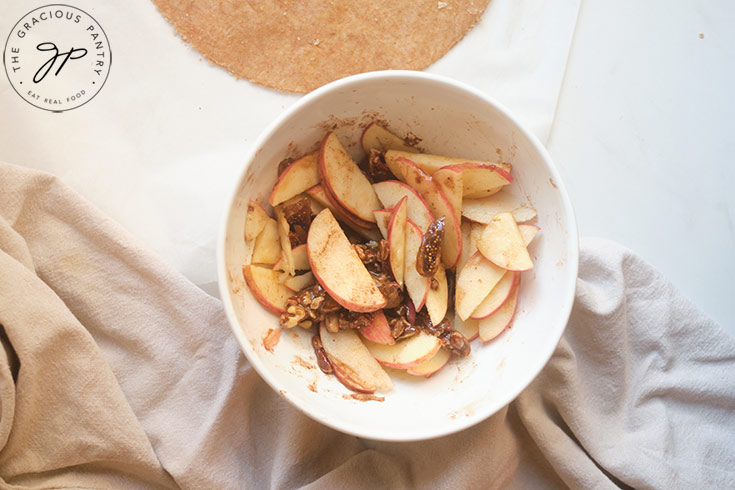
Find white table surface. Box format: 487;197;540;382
1;0;732;334
547;0;734;332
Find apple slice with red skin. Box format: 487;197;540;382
273;243;309;272
373;209;392;239
320;325;393;393
406;348;451;377
470;221;537;260
358;310;395;345
387;197;408;287
512;207;538;223
320;179;374;229
360;122;417;155
477;212;533;271
251;218;281;265
518;224;540;246
273;204;295;275
269;152;320;206
457;220;475;274
319;132;382;224
462;189;537;224
307;209;386;312
455;251;506;320
432;166;463;227
329;361;370;394
242;264;294;315
453;311;479;342
399;158;462;268
470;221;485;245
373;180;435;233
306;185;381;241
479;276;521;342
385;150;512;175
363;332;441;369
284;271;315;292
470;270;518;319
404;219;430;311
245;201;270;242
437;163;512;199
425;263;448;325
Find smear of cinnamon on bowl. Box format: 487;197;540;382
293;355;315;370
342;393;385;402
263;328;281;352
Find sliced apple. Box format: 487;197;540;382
457;220;475;274
519;224;540;246
284;271;315;292
399;158;462;268
244;201;270;242
320;326;393;393
425;263;448;325
404;219;430;311
307;209;386;312
438;163;512;199
373;180;435;233
453;312;479;342
291;243;309;269
330;361;377;394
470;271;518;319
320;180;374;229
479;277;520;342
242;264;294;315
476;212;533;271
387;197;407;287
432;166;463;226
273;205;295;275
373;209;392;239
406;348;451;377
363;332;441;369
358;310;395;345
512;206;538;223
305;184;332;207
461;189;536;224
470;221;485;245
251;218;281;265
269;152;320;206
360;122;417;154
385;150;512;175
455;251;506;320
304;194;326;215
470;221;538;259
306;184;381;241
273;243;309;272
319;132;382;223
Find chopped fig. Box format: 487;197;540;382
312;334;333;374
417;217;445;277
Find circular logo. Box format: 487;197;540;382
3;4;111;112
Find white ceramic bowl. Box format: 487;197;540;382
218;71;578;441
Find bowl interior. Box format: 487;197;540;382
219;72;578;441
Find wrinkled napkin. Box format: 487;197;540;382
1;162;734;489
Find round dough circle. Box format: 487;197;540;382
154;0;489;93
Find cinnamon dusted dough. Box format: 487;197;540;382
153;0;489;93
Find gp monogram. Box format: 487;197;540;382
3;4;111;112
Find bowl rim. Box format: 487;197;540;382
217;69;579;442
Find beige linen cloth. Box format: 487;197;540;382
1;161;733;489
